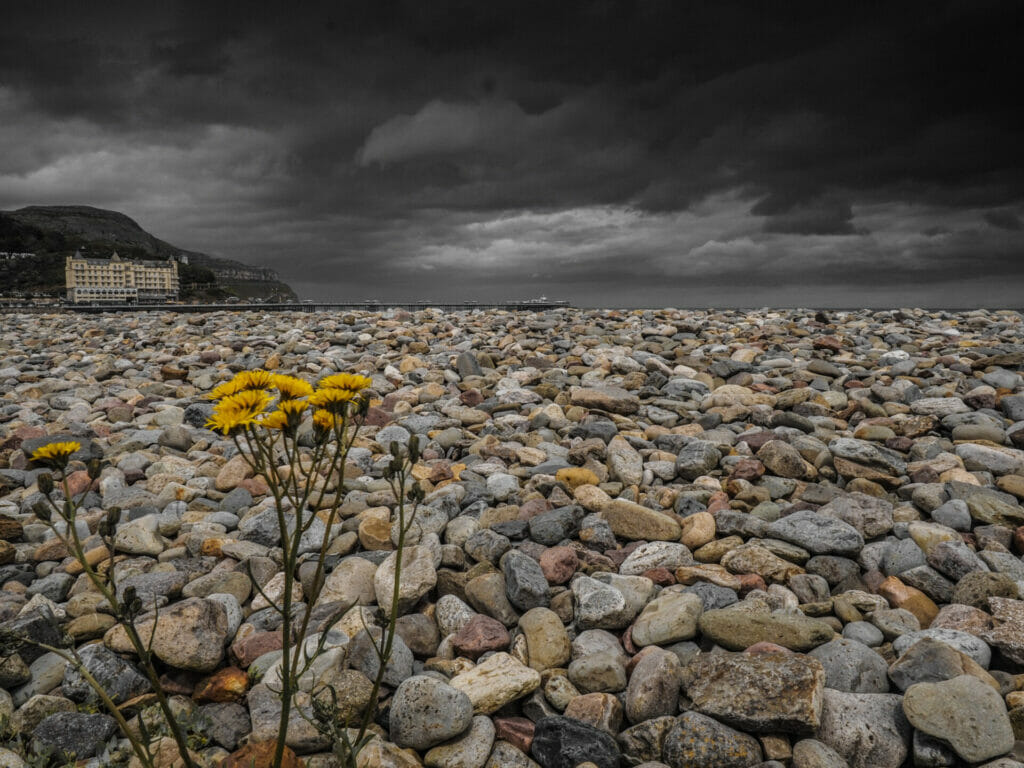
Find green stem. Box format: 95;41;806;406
42;478;198;768
33;641;155;768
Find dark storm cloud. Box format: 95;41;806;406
1;0;1022;305
985;211;1023;231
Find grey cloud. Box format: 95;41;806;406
1;0;1022;306
984;210;1022;231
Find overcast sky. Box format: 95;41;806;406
2;1;1022;306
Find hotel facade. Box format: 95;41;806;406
65;251;180;303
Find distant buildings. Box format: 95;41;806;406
0;251;34;260
65;250;180;303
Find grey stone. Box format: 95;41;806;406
31;712;116;761
197;702;250;750
61;644;150;704
675;441;721;481
882;538;926;576
390;675;474;751
501;550;549;611
815;690;911;768
926;540;989;581
842;621;884;647
903;675;1015;763
349;628;414;688
662;711;764;768
766;511;864;557
625;648;681;724
893;629;992;668
888;637;998;692
531;715;621;768
930;499;972;531
792;739;850;768
809;638;890;693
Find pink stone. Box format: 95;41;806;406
451;614;510;659
745;642;792;655
539;546;579;584
494;717;534;753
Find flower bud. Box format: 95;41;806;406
408;435;421;464
37;473;54;495
33;500;50;521
87;459;102;480
390;441;401;458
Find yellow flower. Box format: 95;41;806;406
207;369;275;401
205;390;273;434
271;374;314;401
260;398;308;431
235;369;275;391
207;377;246;400
312;408;341;431
205;410;248;435
30;441;81;466
260;410;290;431
318;372;372;393
308;387;357;412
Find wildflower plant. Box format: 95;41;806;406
5;367;419;768
206;369;422;767
7;440;201;768
310;436;424;767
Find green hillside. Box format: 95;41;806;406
0;205;297;301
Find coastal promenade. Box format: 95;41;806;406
0;300;572;314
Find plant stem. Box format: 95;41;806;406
47;477;199;768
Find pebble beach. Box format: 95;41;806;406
1;306;1024;768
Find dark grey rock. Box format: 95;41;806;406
31;712;116;760
501;550;549;611
766;510;864;557
531;715;622;768
456;351;484;377
528;507;579;546
61;643;150;704
197;702;250;750
900;565;955;604
675;441;721;481
926;540;989;581
683;581;739;611
25;572;74;602
882;538;926;576
464;529;512;565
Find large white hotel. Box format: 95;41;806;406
65;251;180;303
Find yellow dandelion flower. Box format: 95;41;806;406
205;410;249;435
308;387;357;412
260;398;308;431
205;389;273;434
235;369;275;391
30;441;81;465
217;389;274;413
207;369;274;401
318;372;372;392
271;373;314;400
207;377;246;400
260;410;290;431
312;409;341;431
